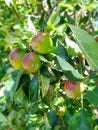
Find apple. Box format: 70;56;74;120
9;48;26;70
56;106;66;117
22;52;41;74
64;80;81;99
30;32;53;54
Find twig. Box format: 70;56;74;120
24;0;30;9
46;0;61;22
28;100;41;110
47;0;52;9
89;12;94;32
12;6;23;24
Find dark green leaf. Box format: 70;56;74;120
57;41;70;61
29;75;39;102
16;74;31;92
40;66;53;78
47;109;59;130
39;18;47;32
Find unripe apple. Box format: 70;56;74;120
9;48;26;70
22;52;41;74
56;106;66;117
30;32;53;54
64;80;81;99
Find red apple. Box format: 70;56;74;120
9;48;26;70
22;52;41;74
64;80;81;99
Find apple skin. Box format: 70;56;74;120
64;80;81;99
30;32;53;54
9;48;26;70
22;52;41;74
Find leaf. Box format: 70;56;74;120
69;110;92;130
40;75;50;98
47;7;60;26
57;41;70;61
39;18;47;32
13;70;24;92
16;74;31;98
14;88;27;103
40;66;53;78
4;71;22;106
29;75;39;102
47;109;59;130
27;16;37;33
59;3;74;11
42;85;54;105
0;113;7;123
57;56;84;81
16;74;31;91
69;24;98;71
87;86;98;106
39;55;49;63
5;0;13;6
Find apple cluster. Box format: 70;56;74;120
9;32;53;74
9;32;82;99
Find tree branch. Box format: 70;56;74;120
46;0;61;22
24;0;30;9
12;6;23;24
47;0;52;9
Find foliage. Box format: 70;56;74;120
0;0;98;129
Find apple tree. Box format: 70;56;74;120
0;0;98;129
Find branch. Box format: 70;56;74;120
28;100;41;110
12;6;23;24
88;12;94;32
47;0;52;9
46;0;61;22
24;0;30;9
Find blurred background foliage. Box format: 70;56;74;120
0;0;98;130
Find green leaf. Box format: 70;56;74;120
69;110;92;130
13;70;24;92
47;7;60;26
40;75;50;98
15;74;31;99
47;109;59;130
42;85;54;105
39;55;49;63
16;74;31;91
39;18;47;32
4;71;22;106
59;3;74;11
29;75;39;102
57;41;70;61
14;88;27;103
57;56;84;81
69;24;98;71
0;113;7;123
87;86;98;106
